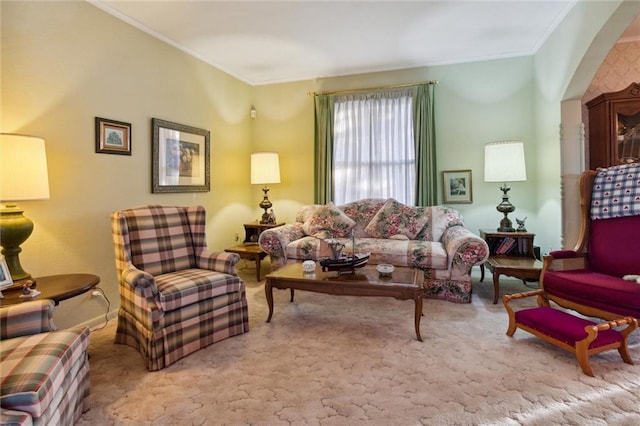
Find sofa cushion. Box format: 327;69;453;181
543;269;640;318
155;268;245;311
364;198;429;239
302;202;356;238
0;326;90;418
339;198;387;237
588;215;640;277
123;206;196;276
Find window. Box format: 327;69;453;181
332;88;416;205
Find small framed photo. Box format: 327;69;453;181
0;257;13;289
95;117;132;155
152;118;210;193
443;169;473;204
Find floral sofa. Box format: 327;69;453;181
258;198;489;303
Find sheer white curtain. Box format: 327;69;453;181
333;88;416;205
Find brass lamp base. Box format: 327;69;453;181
0;204;34;281
496;184;516;232
259;185;273;224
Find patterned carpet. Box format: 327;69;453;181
77;264;640;425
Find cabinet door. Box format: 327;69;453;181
614;102;640;164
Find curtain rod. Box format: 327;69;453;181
308;80;438;96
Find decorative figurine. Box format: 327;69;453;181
267;209;276;224
516;217;527;232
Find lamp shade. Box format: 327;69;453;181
484;141;527;183
251;152;281;184
0;134;50;202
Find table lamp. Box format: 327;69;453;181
484;141;526;232
0;134;50;281
251;152;280;224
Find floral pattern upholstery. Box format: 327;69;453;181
259;198;489;303
302;202;356;238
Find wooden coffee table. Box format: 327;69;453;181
265;262;425;341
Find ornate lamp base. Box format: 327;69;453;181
496;184;516;232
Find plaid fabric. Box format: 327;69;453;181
0;300;56;340
591;163;640;220
111;205;249;371
0;326;90;421
0;410;33;426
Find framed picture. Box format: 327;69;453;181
152;118;210;193
95;117;132;155
0;257;13;289
443;169;473;204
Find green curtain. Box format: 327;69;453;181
315;85;436;206
313;94;334;204
413;84;437;206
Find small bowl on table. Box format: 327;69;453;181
376;263;394;279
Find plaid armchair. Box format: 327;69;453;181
111;205;249;371
0;299;91;425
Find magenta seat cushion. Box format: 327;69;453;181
544;270;640;318
589;216;640;277
515;307;621;349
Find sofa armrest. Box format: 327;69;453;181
258;223;306;270
197;250;240;275
441;226;490;278
0;299;57;339
542;251;587;272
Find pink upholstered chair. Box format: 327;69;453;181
540;163;640;320
111;205;249;371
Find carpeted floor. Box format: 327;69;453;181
77;263;640;425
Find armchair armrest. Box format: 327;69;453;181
0;299;56;339
542;250;587;272
197;250;240;275
258;223;306;270
441;226;490;278
121;266;157;294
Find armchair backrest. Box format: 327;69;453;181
112;205;208;277
576;163;640;276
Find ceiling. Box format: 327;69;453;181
92;1;639;86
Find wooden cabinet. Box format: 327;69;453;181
243;222;284;244
480;230;536;259
586;82;640;169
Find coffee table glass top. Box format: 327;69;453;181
267;261;421;288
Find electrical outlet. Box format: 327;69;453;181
235;232;239;242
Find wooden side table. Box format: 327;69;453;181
0;273;100;306
479;229;542;304
243;222;284;244
225;245;268;282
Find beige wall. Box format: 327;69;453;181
2;1;253;327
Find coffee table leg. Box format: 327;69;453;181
414;295;423;342
290;288;294;302
265;279;274;322
254;254;261;282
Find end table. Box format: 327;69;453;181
0;273;100;306
479;229;543;304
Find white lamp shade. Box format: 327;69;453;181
251;152;281;184
484;141;527;182
0;134;50;201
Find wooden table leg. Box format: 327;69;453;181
414;293;423;342
265;279;274;322
254;253;261;282
492;270;501;304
